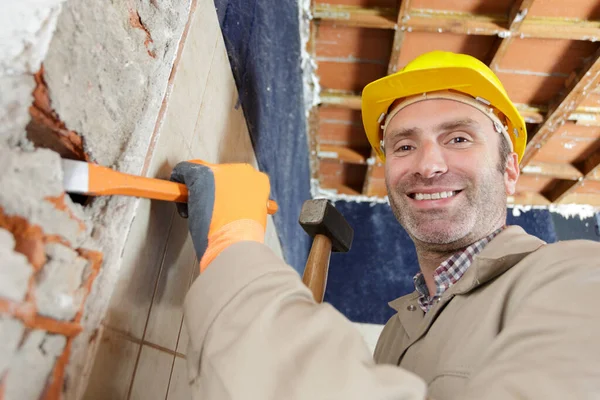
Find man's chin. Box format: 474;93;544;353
405;220;472;246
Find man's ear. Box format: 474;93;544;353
504;152;519;195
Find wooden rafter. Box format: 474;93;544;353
387;0;411;75
521;161;583;181
521;47;600;166
549;152;600;204
489;0;534;71
319;91;361;110
318;144;367;164
312;4;600;42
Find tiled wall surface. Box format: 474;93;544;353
82;0;283;398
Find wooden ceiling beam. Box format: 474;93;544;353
313;5;600;41
489;0;534;71
581;151;600;180
387;0;411;75
319;91;361;109
521;47;600;166
556;193;600;207
318;144;367;164
543;153;600;203
312;5;396;29
508;192;551;206
521;161;583;181
319;181;362;196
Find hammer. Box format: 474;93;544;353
299;199;354;303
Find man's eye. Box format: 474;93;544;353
395;145;414;152
449;136;469;144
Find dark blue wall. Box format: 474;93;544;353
213;0;311;273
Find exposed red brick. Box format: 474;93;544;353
43;340;72;400
27;66;88;162
0;207;46;270
0;201;103;400
128;8;157;58
74;249;103;322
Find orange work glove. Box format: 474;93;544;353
170;160;271;272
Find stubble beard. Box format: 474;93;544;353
387;168;507;251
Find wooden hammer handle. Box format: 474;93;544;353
302;234;333;303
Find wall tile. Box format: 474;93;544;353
83;328;140;400
145;213;197;350
166;356;192;400
103;198;175;339
129;345;173;400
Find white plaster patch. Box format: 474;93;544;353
5;330;67;400
36;242;88;321
509;204;598;220
310;178;390;206
0;147;90;247
0;0;67;75
0;75;36;146
0;228;33;302
298;0;321;114
0;0;67;146
0;317;26;378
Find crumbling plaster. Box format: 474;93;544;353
0;0;67;147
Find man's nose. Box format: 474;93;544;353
414;141;448;178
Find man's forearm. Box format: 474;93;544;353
183;241;427;399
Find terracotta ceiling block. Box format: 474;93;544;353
498;38;599;74
371;164;385;179
314;0;398;7
531;134;598;164
496;72;566;105
410;0;513;15
366;178;388;197
318;107;370;147
554;122;600;140
515;175;555;193
315;23;393;61
397;32;496;69
574;180;600;194
319;159;367;191
318;61;387;92
528;0;600;20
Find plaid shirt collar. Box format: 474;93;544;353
413;226;506;313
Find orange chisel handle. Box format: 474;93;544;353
87;163;278;215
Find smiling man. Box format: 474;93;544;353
172;51;600;399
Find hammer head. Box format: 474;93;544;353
299;199;354;252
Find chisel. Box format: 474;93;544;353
61;159;279;215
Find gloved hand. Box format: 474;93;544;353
170;160;271;272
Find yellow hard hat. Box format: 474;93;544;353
361;51;527;162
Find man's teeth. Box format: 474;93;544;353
414;191;456;201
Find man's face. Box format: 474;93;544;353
384;98;519;249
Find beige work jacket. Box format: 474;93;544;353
183;226;600;399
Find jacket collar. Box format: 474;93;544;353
387;226;546;338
